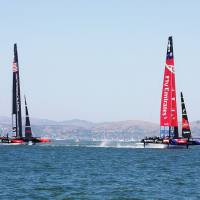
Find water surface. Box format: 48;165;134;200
0;141;199;200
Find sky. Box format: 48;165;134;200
0;0;200;122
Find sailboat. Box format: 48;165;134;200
10;44;24;144
181;92;191;138
24;96;33;144
141;36;199;148
179;92;200;145
0;44;50;144
24;96;51;143
0;44;23;144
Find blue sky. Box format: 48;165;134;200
0;0;200;122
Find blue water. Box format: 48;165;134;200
0;141;200;200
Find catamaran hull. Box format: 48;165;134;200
141;139;200;148
142;143;188;149
0;137;50;145
0;139;24;145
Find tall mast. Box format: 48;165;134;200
160;36;178;138
181;92;191;138
24;96;32;140
12;44;23;138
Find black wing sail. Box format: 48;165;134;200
12;51;17;136
181;92;191;138
12;44;23;138
24;96;32;140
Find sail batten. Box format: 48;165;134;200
160;37;178;138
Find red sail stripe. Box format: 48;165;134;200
13;62;18;72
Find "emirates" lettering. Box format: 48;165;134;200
162;75;170;118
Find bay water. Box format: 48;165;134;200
0;140;199;200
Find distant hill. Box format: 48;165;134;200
0;116;200;140
59;119;94;128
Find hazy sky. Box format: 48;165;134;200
0;0;200;122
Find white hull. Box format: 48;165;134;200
0;143;24;145
141;143;187;149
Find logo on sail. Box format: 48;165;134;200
165;64;175;74
182;118;190;129
162;75;170;119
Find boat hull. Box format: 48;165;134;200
141;137;200;149
0;137;51;145
142;143;187;149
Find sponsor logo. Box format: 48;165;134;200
162;75;170;119
166;64;175;73
182;118;190;129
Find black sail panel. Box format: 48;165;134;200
12;72;17;115
12;66;17;135
181;92;191;138
24;96;32;140
12;44;23;138
12;44;18;136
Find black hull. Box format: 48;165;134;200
23;137;40;143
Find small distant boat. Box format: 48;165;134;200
55;138;66;141
75;138;80;143
0;44;50;144
141;36;200;148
